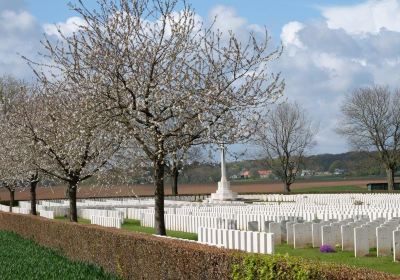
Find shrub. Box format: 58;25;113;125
231;254;400;280
232;254;326;280
0;212;398;280
0;212;233;280
319;244;336;253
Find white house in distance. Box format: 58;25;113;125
334;168;346;175
301;170;315;177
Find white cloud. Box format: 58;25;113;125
209;5;247;33
322;0;400;34
0;8;42;79
208;5;264;41
43;16;86;38
278;2;400;154
281;21;305;48
1;10;35;31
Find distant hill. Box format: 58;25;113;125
303;151;385;176
177;151;386;184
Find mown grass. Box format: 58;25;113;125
292;185;366;193
0;231;120;280
55;216;91;224
55;216;198;241
275;244;400;275
122;219;198;240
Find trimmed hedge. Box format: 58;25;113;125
0;212;233;279
232;254;400;280
0;212;399;280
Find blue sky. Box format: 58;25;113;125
26;0;364;38
1;0;400;156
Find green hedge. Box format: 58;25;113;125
0;212;398;280
0;212;233;279
232;254;400;280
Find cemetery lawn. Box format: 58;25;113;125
0;231;120;280
122;219;198;240
292;185;366;193
55;216;91;224
55;217;198;240
275;244;400;275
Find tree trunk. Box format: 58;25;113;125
154;158;166;236
171;168;179;196
30;181;38;215
386;167;395;191
68;182;78;222
284;182;291;193
8;189;14;212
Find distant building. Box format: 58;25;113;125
315;171;332;176
300;169;315;177
240;170;251;179
334;168;346;175
258;170;272;178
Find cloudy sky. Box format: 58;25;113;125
1;0;400;155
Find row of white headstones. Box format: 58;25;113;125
8;193;400;261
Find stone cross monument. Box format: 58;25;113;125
210;144;237;201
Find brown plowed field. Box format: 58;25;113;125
0;178;384;201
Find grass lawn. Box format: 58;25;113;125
0;231;119;280
275;244;400;275
55;216;198;241
292;185;366;193
55;216;91;224
122;219;198;240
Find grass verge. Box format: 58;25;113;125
0;230;119;280
122;219;198;240
292;185;366;193
55;216;91;224
275;244;400;275
55;216;198;241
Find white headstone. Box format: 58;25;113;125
227;230;234;249
354;227;369;257
234;230;241;250
312;223;321;248
260;232;274;254
330;222;341;244
341;224;354;251
280;220;288;242
294;223;309;249
240;231;246;251
321;225;335;248
367;222;379;248
286;222;295;245
246;231;253;252
253;232;260;253
269;222;282;245
393;230;400;262
376;226;391;257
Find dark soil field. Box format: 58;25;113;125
0;178;385;201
